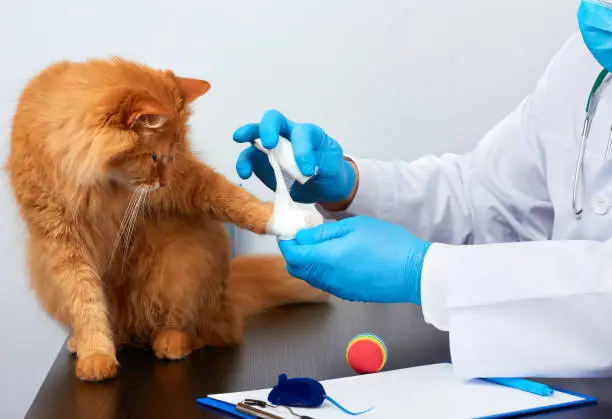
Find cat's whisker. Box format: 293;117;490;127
123;191;144;248
117;192;140;244
120;190;146;272
111;195;136;257
108;191;140;270
118;201;141;273
112;189;145;261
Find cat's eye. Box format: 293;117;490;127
152;154;159;162
138;114;166;129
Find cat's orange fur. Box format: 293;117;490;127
7;58;326;382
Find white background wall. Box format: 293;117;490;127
0;0;578;416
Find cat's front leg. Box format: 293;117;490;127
45;239;118;381
206;174;273;233
176;161;273;234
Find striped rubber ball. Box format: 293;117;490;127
345;333;387;374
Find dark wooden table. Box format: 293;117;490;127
26;299;612;419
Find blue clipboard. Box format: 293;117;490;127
473;386;597;419
197;386;596;419
197;398;254;419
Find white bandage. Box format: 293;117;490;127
257;139;324;240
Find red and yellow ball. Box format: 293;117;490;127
345;333;387;374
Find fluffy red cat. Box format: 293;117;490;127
7;58;326;382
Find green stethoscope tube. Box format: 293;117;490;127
573;68;610;217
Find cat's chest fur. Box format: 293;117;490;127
72;185;161;272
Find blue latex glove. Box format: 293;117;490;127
278;216;432;304
233;109;356;204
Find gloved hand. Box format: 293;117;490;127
233;109;356;204
278;216;432;304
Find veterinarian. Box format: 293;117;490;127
233;1;612;378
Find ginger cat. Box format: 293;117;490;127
7;58;326;382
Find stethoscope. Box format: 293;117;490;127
573;68;612;217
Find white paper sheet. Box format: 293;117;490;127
207;363;589;419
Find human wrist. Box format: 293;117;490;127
403;240;433;305
420;243;450;331
320;159;359;212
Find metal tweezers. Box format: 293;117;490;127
236;399;315;419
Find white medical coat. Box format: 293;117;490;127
330;33;612;378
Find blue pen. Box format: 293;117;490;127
481;377;554;397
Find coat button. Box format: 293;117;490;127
592;196;610;215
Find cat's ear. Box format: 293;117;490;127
126;98;171;128
176;77;211;103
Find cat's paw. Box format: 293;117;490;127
76;353;118;381
66;335;77;354
152;329;192;360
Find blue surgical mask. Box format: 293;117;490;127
579;0;612;70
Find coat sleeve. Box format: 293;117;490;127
336;91;554;245
421;239;612;379
323;41;565;245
